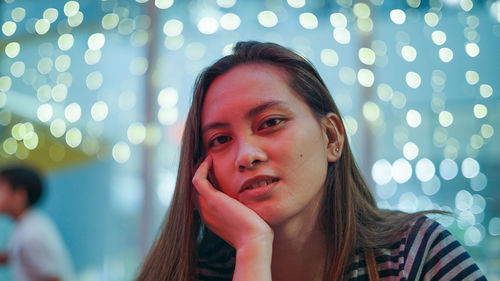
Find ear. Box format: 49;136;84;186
321;113;345;162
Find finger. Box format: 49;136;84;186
192;155;215;196
191;156;205;211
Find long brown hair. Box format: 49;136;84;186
136;41;441;281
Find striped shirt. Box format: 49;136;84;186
197;217;486;280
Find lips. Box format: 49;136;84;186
240;176;280;193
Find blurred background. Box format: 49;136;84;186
0;0;499;280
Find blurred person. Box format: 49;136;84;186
0;166;74;281
136;41;486;281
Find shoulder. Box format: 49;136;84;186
15;210;66;254
18;210;58;239
348;216;486;281
400;216;486;281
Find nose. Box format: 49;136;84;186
235;138;268;172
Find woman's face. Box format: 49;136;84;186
200;64;334;226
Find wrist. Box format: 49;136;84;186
234;239;273;281
236;231;273;253
236;235;273;257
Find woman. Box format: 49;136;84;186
137;41;486;281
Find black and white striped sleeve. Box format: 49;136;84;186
403;217;486;281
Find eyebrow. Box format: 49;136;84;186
201;100;287;134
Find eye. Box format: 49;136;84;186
208;135;231;148
258;118;285;130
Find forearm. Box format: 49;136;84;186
233;239;273;281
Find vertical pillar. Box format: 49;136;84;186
357;1;376;189
140;0;158;257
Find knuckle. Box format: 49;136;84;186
192;177;200;186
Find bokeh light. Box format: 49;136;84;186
357;69;375;87
299;13;318;30
440;158;458;180
37;104;53;122
102;13;119;30
362;102;380;121
377;83;393;101
439;111;454;127
462;158;480;178
58;34;74;51
198;17;219;34
465;43;480;57
406;72;421;88
217;0;237;8
479;84;493;98
128;123;146;145
424;12;439;27
403;142;419;160
421;175;441;195
432;30;447;45
372;159;392;185
220;13;240;31
2;21;17;36
473;104;487;119
51;84;68;102
64;1;80;17
11;7;26;22
406;109;422;128
5;42;20;58
401;45;417;62
330;13;347;28
439;48;454;63
65;103;82;123
358;48;376;65
321;49;339;67
158;88;178;108
88;33;106;50
65;128;82;148
392;158;412;184
376;181;397;199
489;218;500;236
91;101;108;122
333;28;351;44
112;142;131;163
466;70;479;85
258;11;278;27
390;9;406;24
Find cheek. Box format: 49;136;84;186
274;130;327;177
210;154;234;192
274;128;324;160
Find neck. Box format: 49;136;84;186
270;204;326;281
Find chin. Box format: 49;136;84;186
249;204;288;226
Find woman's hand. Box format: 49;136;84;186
192;155;274;250
192;155;273;280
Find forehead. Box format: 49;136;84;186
201;64;302;121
